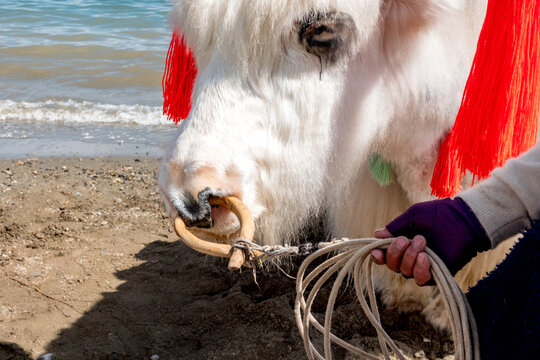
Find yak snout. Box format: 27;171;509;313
162;159;246;236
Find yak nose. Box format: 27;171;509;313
175;187;214;228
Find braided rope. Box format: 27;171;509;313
232;239;317;261
293;238;480;360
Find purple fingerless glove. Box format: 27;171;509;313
386;197;491;275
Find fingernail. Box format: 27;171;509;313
418;253;427;265
412;237;425;250
396;237;408;250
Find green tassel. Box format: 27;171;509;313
369;153;395;186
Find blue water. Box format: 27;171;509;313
0;0;171;106
0;0;179;158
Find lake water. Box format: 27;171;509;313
0;0;179;158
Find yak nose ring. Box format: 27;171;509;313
173;196;262;270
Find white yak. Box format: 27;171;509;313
159;0;513;330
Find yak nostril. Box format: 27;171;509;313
175;187;214;228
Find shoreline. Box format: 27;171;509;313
0;120;177;160
0;154;163;163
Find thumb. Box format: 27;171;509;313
374;227;393;239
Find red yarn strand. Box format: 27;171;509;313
162;30;197;124
431;0;540;198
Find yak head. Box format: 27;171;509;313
159;0;471;246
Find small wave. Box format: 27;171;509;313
0;132;13;139
0;129;29;139
0;99;172;126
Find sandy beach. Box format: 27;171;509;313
0;156;455;359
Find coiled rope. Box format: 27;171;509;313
294;237;480;360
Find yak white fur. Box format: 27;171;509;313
159;0;511;330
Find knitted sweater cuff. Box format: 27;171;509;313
458;178;531;248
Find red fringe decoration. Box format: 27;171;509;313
431;0;540;198
162;30;197;124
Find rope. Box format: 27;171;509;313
232;239;318;261
293;237;480;360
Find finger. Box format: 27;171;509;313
400;235;426;277
374;228;393;239
385;236;410;272
370;249;385;265
413;252;432;286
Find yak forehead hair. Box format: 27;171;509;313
172;0;368;74
171;0;464;74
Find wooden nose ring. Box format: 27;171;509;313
174;196;261;270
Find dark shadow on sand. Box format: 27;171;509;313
0;342;32;360
42;240;306;360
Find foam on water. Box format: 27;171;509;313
0;99;170;126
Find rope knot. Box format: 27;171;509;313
297;242;315;256
231;238;259;262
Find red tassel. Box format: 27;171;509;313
431;0;540;198
162;30;197;124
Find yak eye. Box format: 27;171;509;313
314;25;329;35
298;11;355;65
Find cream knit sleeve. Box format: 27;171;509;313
458;142;540;248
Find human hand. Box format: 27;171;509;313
370;197;491;285
371;232;433;286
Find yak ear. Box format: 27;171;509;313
383;0;462;29
297;11;356;65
